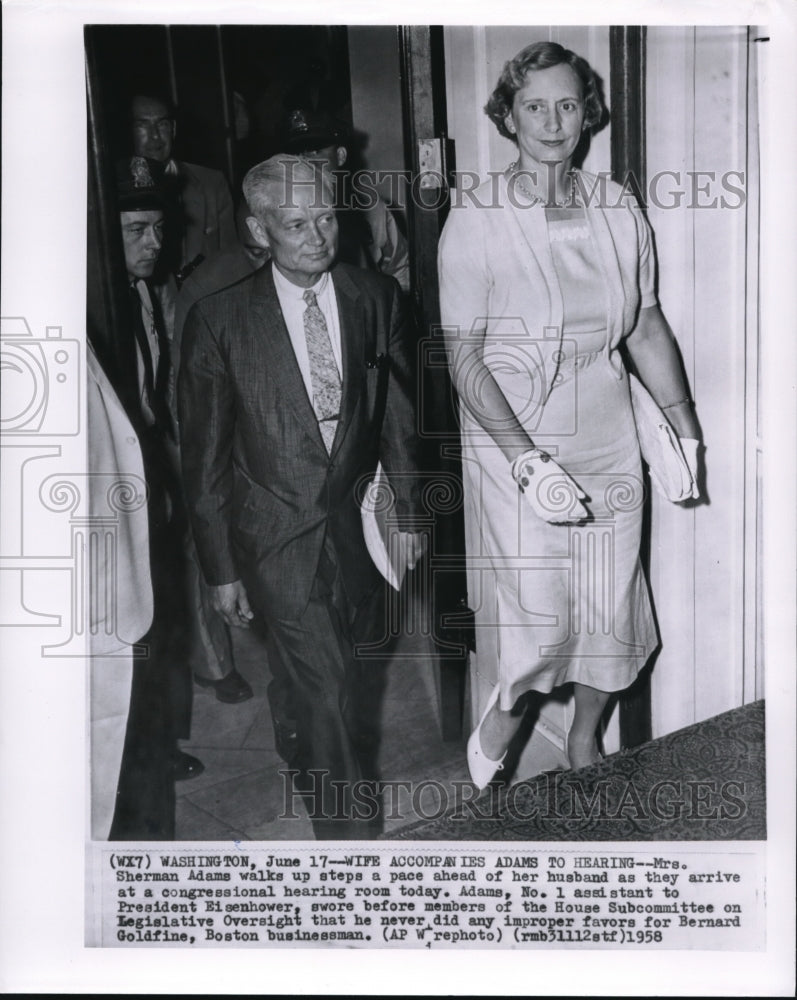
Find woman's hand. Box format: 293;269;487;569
511;449;589;524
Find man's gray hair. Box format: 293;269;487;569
242;154;335;218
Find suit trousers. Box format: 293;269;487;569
188;533;297;740
261;539;382;840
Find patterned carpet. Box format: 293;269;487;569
389;700;765;841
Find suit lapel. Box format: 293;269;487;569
329;266;365;459
249;266;325;450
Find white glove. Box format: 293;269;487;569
679;438;701;500
511;449;589;524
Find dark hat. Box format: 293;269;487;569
280;108;347;153
116;155;167;212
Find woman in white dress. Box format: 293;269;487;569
438;41;702;787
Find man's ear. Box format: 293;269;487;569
246;216;269;250
335;146;348;168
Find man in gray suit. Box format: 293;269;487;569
179;156;425;839
130;94;236;274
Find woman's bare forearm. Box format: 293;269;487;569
625;306;701;439
445;333;537;462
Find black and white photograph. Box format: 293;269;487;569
83;20;766;843
1;0;795;994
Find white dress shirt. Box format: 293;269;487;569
271;263;342;402
272;261;404;587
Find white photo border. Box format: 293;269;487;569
1;0;794;994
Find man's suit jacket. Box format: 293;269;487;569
176;161;237;268
172;244;259;374
178;262;422;621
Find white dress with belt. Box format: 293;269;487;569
438;169;659;708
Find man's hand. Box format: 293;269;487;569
210;580;254;629
399;531;428;571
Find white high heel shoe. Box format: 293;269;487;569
467;684;508;791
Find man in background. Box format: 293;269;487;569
108;156;203;839
130;93;237;278
130;95;254;707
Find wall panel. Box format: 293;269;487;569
647;25;756;735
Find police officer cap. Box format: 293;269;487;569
116;156;167;212
280;109;348;153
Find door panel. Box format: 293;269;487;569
647;25;760;735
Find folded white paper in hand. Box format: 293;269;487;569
360;462;408;591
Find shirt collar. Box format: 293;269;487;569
131;278;154;312
271;263;330;301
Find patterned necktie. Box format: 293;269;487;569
129;281;173;438
303;289;341;452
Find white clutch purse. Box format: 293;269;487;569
629;373;696;502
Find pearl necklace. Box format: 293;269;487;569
508;162;578;208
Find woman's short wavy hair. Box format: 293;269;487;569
485;41;606;142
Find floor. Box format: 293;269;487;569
176;583;571;841
174;592;468;841
392;699;767;841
